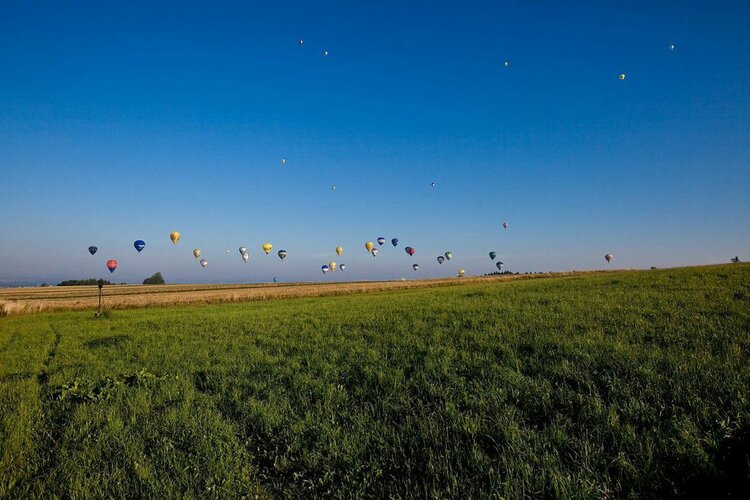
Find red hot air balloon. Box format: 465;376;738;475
106;259;118;273
405;247;415;256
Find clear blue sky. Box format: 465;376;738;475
1;1;749;284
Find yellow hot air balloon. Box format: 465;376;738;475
262;243;273;254
458;269;465;277
170;231;181;244
193;248;201;259
328;261;337;272
365;242;374;252
336;246;343;256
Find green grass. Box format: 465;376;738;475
1;265;749;498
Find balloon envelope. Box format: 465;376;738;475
496;262;503;271
412;264;419;271
321;265;329;274
458;269;465;277
193;249;201;259
262;243;273;254
278;250;287;260
339;264;346;271
489;251;497;260
405;247;415;256
200;259;208;268
106;259;118;273
377;237;385;246
328;261;337;271
336;246;343;256
605;253;614;263
239;247;248;255
391;238;398;247
88;246;98;255
170;231;180;244
444;252;453;260
502;222;508;230
242;252;249;263
371;248;378;257
365;242;374;252
134;240;146;253
437;256;445;264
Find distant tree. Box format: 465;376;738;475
143;272;166;285
58;279;112;286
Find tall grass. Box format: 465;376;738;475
1;264;748;497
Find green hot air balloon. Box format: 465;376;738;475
444;251;453;260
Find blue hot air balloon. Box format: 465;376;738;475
377;237;385;246
88;246;98;255
322;265;330;274
489;251;497;260
437;256;445;264
391;238;399;247
134;240;146;253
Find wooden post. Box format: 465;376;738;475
96;280;103;317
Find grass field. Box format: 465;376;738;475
1;264;749;497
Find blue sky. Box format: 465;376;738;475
1;0;749;284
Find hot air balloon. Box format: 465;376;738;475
377;237;385;246
502;222;509;230
200;259;208;268
242;252;249;263
668;43;675;51
444;251;453;260
106;259;118;273
371;248;378;257
365;242;375;252
322;49;329;56
280;158;286;165
262;243;273;254
331;185;336;191
430;182;436;188
489;251;497;260
605;253;614;264
336;246;343;256
437;256;445;264
619;73;626;80
239;247;247;255
193;249;201;259
278;250;287;260
405;247;415;256
339;264;346;271
391;238;398;247
88;246;98;255
273;276;278;283
170;231;181;244
134;240;146;253
322;265;330;274
328;261;337;272
496;262;504;271
503;60;509;67
412;264;419;271
225;250;230;254
458;269;465;277
298;39;304;46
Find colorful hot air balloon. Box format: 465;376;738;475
262;243;273;254
458;269;465;277
605;253;614;264
619;73;626;80
496;262;504;271
88;246;98;255
412;264;419;271
134;240;146;253
328;261;337;272
106;259;118;273
391;238;399;247
321;265;330;274
336;246;343;256
371;248;379;257
444;251;453;260
170;231;181;244
365;242;375;252
200;259;208;268
489;251;497;260
377;237;385;246
437;256;445;264
339;264;346;271
193;249;201;259
502;222;509;230
278;250;287;260
405;247;415;256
